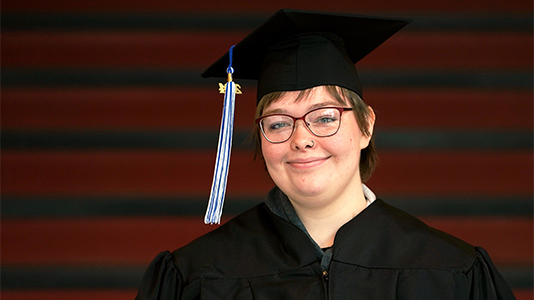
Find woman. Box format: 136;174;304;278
136;9;515;299
254;85;375;250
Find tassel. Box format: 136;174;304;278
204;45;238;225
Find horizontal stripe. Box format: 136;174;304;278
0;130;251;150
2;68;532;89
0;290;138;300
3;88;532;130
3;31;531;70
2;12;531;32
2;196;532;218
2;0;531;14
2;129;532;150
2;289;533;300
3;150;532;196
3;265;531;289
2;217;532;265
2;265;531;289
1;265;145;289
376;130;533;150
1;68;220;88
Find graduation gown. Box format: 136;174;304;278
136;188;516;300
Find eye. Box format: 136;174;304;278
308;108;340;126
314;116;337;124
312;111;338;125
262;116;293;132
269;121;292;130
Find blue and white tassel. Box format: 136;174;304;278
205;45;239;225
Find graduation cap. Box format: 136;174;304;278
203;9;411;224
203;9;411;101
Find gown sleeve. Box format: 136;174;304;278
136;251;184;300
468;247;517;300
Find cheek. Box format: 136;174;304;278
329;127;360;152
261;141;283;167
343;121;367;150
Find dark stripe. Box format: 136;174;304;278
499;267;534;289
1;12;267;31
0;68;222;88
2;12;531;32
375;130;534;150
404;13;533;32
1;265;145;289
2;196;532;218
2;68;532;89
2;265;530;289
385;196;534;217
0;130;252;150
1;197;261;218
2;130;532;150
359;70;533;90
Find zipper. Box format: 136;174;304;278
322;270;329;281
322;270;330;299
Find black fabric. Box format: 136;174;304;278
265;186;327;264
256;33;363;101
201;9;410;101
136;188;516;300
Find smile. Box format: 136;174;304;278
287;156;330;169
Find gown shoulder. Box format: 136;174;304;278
136;251;183;300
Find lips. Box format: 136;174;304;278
287;156;330;169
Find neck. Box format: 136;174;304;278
289;183;368;248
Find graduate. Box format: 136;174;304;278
136;9;516;300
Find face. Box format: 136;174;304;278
260;86;374;209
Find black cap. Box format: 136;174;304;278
202;9;411;102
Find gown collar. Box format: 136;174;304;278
265;184;377;270
264;185;476;270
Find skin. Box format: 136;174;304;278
260;86;375;248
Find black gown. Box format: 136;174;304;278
136;187;516;300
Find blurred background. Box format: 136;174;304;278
1;0;533;299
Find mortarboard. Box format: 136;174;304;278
203;9;411;101
203;9;411;224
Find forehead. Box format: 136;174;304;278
263;86;346;111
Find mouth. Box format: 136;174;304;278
287;156;330;169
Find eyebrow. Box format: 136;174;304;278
263;100;341;116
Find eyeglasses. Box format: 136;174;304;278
255;107;353;143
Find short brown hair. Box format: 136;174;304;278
253;85;377;182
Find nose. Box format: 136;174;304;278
290;119;315;150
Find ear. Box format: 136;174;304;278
360;106;376;149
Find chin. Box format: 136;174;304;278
287;182;330;200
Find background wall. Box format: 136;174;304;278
2;0;533;299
